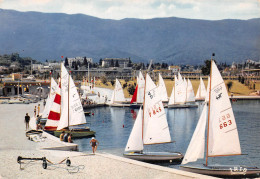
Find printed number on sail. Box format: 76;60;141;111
148;104;162;117
219;113;232;129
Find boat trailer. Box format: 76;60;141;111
17;156;71;169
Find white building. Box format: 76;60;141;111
67;57;93;67
101;58;130;68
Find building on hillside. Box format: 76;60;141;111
32;64;43;71
101;58;130;68
168;65;180;74
68;57;93;67
11;73;22;81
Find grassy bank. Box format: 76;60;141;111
95;79;260;98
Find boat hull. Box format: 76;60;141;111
54;129;95;138
109;103;130;107
167;103;198;108
123;151;183;162
180;164;260;178
129;103;142;109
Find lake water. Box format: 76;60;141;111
74;100;260;169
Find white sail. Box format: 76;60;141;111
45;78;61;130
168;86;175;105
186;79;195;102
136;71;145;103
178;72;183;81
125;107;144;152
58;63;86;130
208;61;241;156
195;77;206;100
158;73;168;102
205;76;210;103
143;73;171;144
175;75;186;104
182;104;207;164
110;79;126;104
41;78;58;118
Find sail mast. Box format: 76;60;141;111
206;53;214;166
142;71;146;141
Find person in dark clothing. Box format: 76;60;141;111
89;137;99;154
24;113;30;131
63;133;69;142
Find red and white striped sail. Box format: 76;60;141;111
41;77;58;118
44;78;61;131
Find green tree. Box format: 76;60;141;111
101;76;108;85
111;80;115;86
201;60;217;75
127;84;136;95
64;57;69;67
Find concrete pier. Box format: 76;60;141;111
0;103;216;178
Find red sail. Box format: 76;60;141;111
130;85;138;104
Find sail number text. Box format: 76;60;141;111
219;113;232;129
148;104;162;117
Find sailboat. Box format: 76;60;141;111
130;71;145;108
109;78;130;107
40;77;59;125
180;60;260;177
53;63;95;138
195;77;207;101
157;73;168;104
123;73;183;162
168;74;197;108
44;78;61;131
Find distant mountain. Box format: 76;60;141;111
0;9;260;65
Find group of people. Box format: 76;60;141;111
59;131;73;143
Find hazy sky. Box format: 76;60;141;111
0;0;260;20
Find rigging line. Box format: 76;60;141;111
211;81;225;90
225;127;237;134
220;107;232;113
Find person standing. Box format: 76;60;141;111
68;133;73;143
60;131;65;141
24;113;30;131
89;137;99;154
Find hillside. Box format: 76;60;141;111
0;9;260;64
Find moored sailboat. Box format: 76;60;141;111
195;77;207;101
109;78;130;107
130;71;145;108
53;63;95;138
168;74;197;108
180;59;260;178
124;73;183;162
